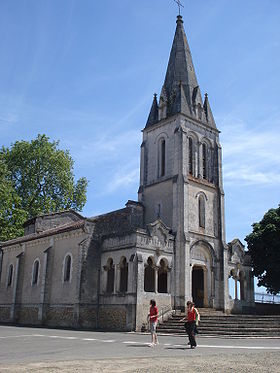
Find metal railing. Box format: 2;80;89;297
255;292;280;304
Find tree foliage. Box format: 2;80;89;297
245;205;280;295
0;156;27;241
0;134;88;241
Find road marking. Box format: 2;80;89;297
0;334;37;339
100;340;116;343
1;333;279;350
123;341;151;345
199;344;280;350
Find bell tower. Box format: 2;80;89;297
138;15;227;310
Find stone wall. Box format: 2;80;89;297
16;305;39;325
0;306;10;322
79;305;98;328
98;306;127;330
45;305;75;327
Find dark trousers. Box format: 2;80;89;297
185;321;197;347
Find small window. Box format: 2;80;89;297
158;138;166;178
156;203;162;219
7;264;13;287
64;255;72;282
32;260;40;285
198;195;205;228
189;138;193;175
202;143;207;179
161;139;166;176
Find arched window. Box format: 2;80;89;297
144;257;155;292
159;138;166;177
158;259;168;293
202;143;207;179
119;257;128;293
7;264;13;287
32;259;40;285
189;137;193;175
106;258;114;293
198;195;205;228
64;255;72;282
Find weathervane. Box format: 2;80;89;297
174;0;184;15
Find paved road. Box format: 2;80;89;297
0;325;279;372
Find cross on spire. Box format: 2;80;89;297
173;0;184;15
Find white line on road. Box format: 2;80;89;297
100;340;116;343
0;333;279;350
0;334;38;339
199;344;280;350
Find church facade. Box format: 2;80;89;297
0;16;254;331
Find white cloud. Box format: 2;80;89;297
0;113;18;125
220;116;280;185
104;167;139;195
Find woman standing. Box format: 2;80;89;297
148;299;159;347
180;301;199;349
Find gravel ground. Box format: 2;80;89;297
0;352;279;373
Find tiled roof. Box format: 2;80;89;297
0;220;85;247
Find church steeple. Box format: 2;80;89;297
146;15;216;127
162;15;199;115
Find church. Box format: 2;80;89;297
0;15;255;331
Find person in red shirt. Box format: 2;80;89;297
148;299;159;346
180;301;200;348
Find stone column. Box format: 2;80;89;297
234;277;238;300
203;267;208;307
127;260;135;293
154;266;158;293
167;268;171;294
114;264;119;294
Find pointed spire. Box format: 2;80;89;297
162;15;199;117
146;94;159;127
203;93;217;128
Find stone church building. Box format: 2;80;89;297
0;15;254;331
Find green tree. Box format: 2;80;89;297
0;156;27;241
1;134;88;238
245;205;280;295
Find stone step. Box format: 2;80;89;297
156;310;280;337
158;324;280;332
164;321;280;326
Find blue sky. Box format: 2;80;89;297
1;0;279;258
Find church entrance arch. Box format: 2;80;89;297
190;241;215;308
192;266;204;307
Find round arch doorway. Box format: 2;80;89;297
192;266;204;307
